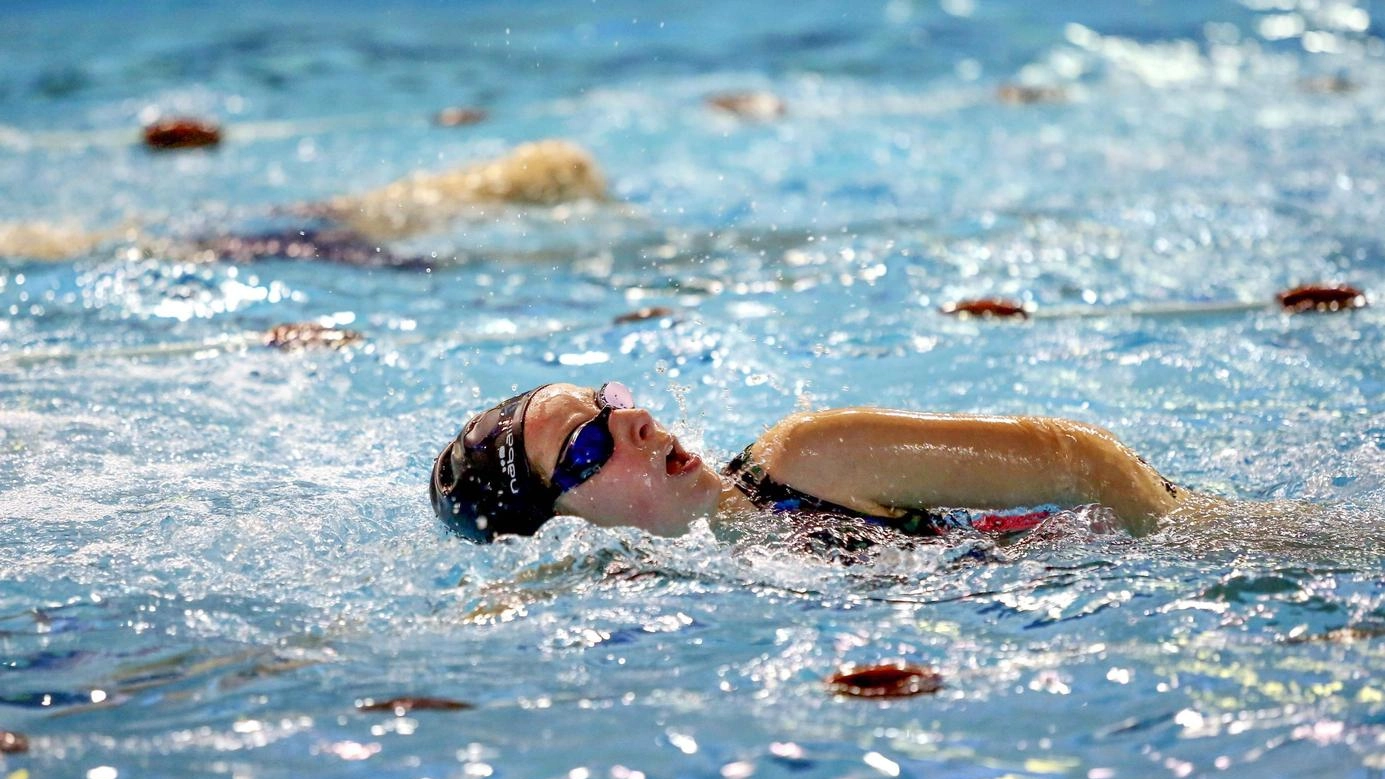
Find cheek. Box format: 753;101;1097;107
564;458;661;520
562;453;717;530
605;464;664;512
606;448;656;486
601;453;708;520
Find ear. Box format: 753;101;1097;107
552;492;579;519
552;486;605;523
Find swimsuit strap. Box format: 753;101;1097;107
723;445;952;536
723;445;1056;537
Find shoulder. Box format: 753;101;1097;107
755;407;948;448
745;407;906;517
750;407;886;471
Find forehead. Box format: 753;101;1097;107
523;383;598;474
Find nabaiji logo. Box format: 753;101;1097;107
498;431;520;493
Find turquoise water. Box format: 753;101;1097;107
2;1;1385;777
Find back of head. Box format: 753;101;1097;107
430;386;558;542
479;140;608;204
321;140;608;241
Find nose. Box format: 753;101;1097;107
610;407;657;447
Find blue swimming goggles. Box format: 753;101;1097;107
550;381;634;494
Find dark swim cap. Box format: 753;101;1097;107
429;385;559;542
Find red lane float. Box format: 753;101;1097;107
0;730;29;754
939;298;1030;319
826;662;942;698
1275;283;1367;313
356;696;474;713
613;306;676;324
143;117;222;150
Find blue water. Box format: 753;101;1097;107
3;0;1385;777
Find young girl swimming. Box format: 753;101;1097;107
429;381;1187;543
0;139;606;263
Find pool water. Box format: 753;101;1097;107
2;0;1384;777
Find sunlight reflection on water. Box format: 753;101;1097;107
2;0;1384;776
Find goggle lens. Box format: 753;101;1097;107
552;382;636;494
598;381;633;411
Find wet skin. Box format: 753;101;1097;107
519;383;1186;537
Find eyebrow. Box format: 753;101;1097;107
556;390;603;455
568;389;602;437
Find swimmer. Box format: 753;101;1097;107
429;381;1188;544
0;220;132;262
0;139;607;263
313;139;607;241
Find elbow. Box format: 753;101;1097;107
1047;417;1183;532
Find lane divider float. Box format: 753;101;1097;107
941;284;1368;321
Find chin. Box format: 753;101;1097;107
643;498;714;538
642;515;694;538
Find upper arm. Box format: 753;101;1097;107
747;408;1180;523
749;408;1004;515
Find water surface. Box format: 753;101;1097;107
2;0;1384;777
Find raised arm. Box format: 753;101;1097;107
750;408;1184;532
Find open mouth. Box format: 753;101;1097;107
664;438;701;477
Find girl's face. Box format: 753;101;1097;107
524;383;723;536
